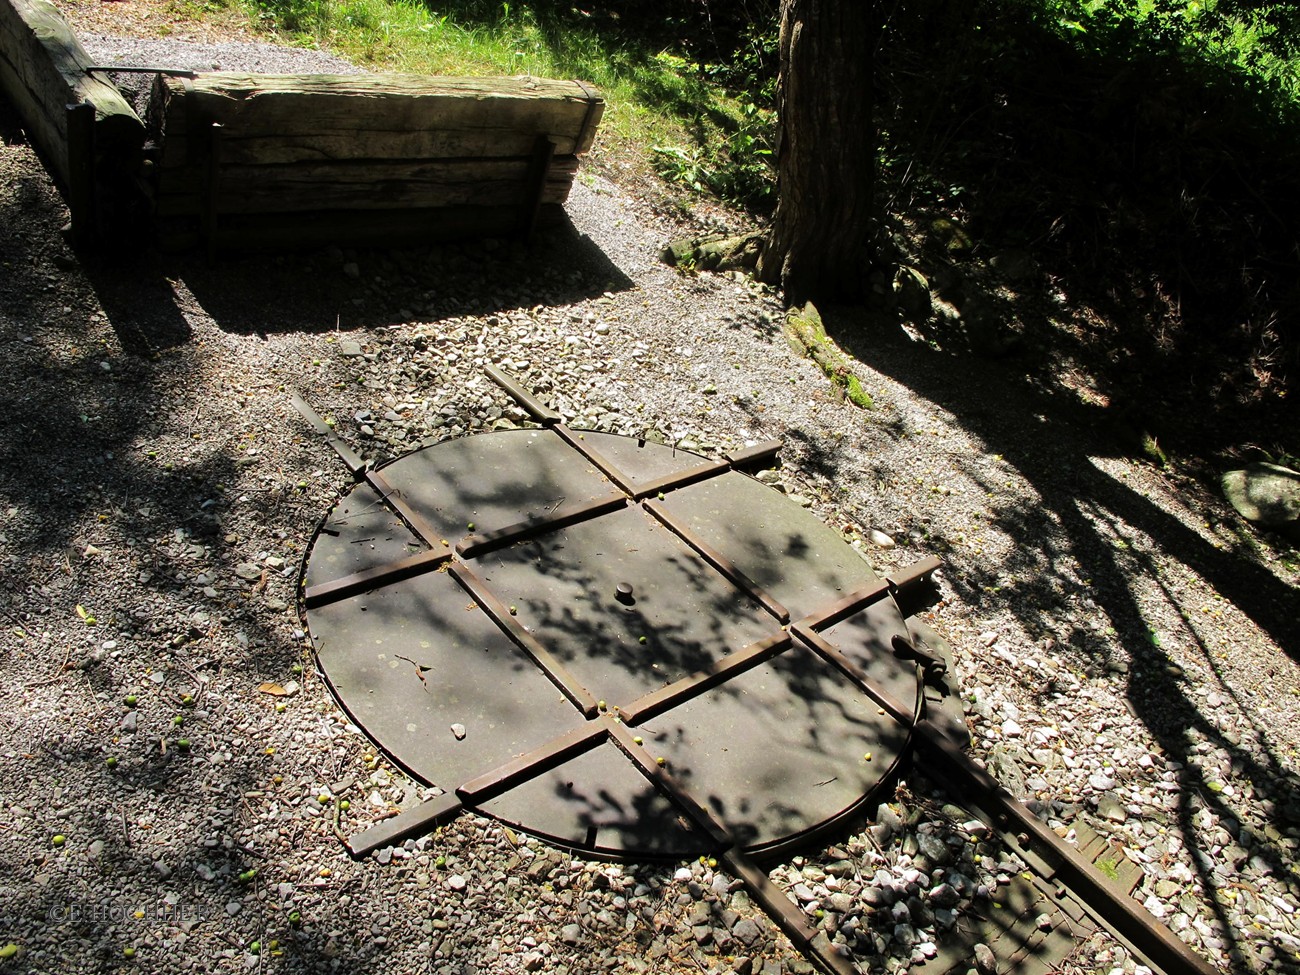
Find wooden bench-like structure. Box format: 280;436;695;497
146;72;603;251
0;0;603;251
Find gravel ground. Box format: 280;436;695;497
1;16;1299;975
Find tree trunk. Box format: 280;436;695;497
757;0;875;303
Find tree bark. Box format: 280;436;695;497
757;0;875;303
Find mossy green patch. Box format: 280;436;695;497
1095;856;1120;881
784;302;874;410
846;375;874;409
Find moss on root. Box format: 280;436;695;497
783;302;874;410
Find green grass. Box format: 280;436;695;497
221;0;772;200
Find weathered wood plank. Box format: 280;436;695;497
155;202;567;251
150;72;604;159
152;156;579;217
0;0;142;189
145;69;600;249
158;127;591;167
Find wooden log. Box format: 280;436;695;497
154;202;567;252
0;0;143;191
152;156;580;217
157;124;594;168
149;72;604;162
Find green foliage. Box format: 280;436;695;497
1094;855;1121;881
651;99;774;206
1033;0;1300;98
228;0;778;208
878;0;1300;439
846;375;875;410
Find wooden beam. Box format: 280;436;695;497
149;72;604;160
152;156;581;217
0;0;143;193
154;203;568;252
144;71;602;251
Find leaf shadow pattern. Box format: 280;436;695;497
815;301;1300;973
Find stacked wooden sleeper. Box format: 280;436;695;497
145;72;604;250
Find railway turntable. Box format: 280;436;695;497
294;367;1215;975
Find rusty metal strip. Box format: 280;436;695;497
723;439;782;469
719;848;858;975
910;720;1218;975
642;499;790;624
484;364;560;424
630;438;783;499
619;632;792;725
793;578;892;632
289;391;367;477
345;790;464;857
629;459;730;500
448;561;600;718
304;547;452;610
792;557;939;634
605;717;852;975
885;555;942;616
791;622;915;726
551;424;638;495
365;467;445;547
349;721;607;855
885;555;942;591
457;721;609;803
796;610;1214;975
603;717;732;849
456;491;627;559
607;725;905;972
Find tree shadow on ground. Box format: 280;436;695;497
820;300;1299;974
74;212;633;354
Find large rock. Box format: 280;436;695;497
893;265;933;322
1222;463;1300;535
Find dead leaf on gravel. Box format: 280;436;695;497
259;680;301;698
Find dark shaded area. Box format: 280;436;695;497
821;301;1300;974
70;213;633;357
871;0;1300;461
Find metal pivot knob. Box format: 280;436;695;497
615;583;635;605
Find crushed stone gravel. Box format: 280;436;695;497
0;24;1297;975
